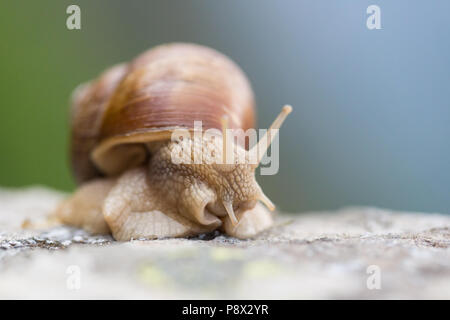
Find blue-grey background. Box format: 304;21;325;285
0;0;449;214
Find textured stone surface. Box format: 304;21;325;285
0;187;449;299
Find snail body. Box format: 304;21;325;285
57;43;291;240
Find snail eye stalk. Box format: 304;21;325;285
252;105;292;167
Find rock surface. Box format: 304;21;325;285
0;187;449;299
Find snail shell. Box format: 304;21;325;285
71;43;255;183
60;43;293;240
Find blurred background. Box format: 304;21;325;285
0;0;449;214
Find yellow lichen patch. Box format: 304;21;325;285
167;247;200;260
138;264;170;286
242;260;282;279
210;247;244;261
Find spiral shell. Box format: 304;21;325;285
70;43;255;183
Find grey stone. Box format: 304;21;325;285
0;187;449;299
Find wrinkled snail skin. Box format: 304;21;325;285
58;43;291;240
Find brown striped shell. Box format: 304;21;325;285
70;43;255;184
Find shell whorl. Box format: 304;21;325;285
70;63;127;183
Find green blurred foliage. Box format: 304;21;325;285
0;1;77;190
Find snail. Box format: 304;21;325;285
56;43;292;240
